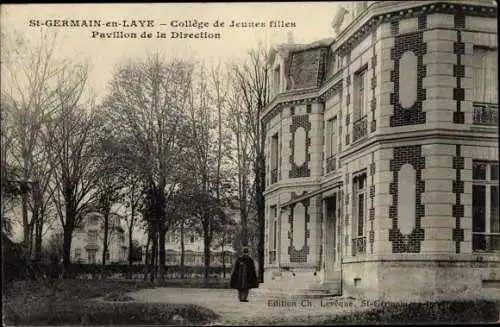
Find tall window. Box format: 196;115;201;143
269;205;278;263
326;117;337;158
472;161;499;252
274;65;281;93
75;248;82;258
352;173;367;256
473;46;498;103
88;230;98;242
271;133;279;184
87;249;97;264
354;175;366;237
354;67;369;121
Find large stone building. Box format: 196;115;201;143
71;212;129;264
261;1;498;300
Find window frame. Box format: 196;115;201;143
353;174;367;238
88;230;98;242
270;133;280;183
472;45;498;104
87;249;97;264
354;66;369;121
326;116;337;158
274;65;281;93
472;160;499;252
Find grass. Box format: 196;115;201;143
326;300;500;324
156;278;231;289
2;279;219;325
242;300;500;325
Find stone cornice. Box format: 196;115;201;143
260;0;497;125
343;253;500;264
339;129;499;160
336;1;497;55
263;177;323;196
262;76;343;125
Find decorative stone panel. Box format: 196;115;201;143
390;32;427;127
418;15;427;30
371;44;377;133
289;115;311;178
452;145;464;252
389;145;426;253
454;13;466;29
261;3;495;127
453;32;465;124
288;192;310;262
369;152;376;254
391;21;399;36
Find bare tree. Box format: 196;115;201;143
95;171;124;268
230;44;270;282
101;53;194;281
1;31;62;259
43;60;100;275
124;175;143;267
185;63;234;284
226;76;253;254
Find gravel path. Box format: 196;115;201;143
127;288;373;325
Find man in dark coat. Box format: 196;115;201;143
230;247;258;302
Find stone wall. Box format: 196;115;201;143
343;259;500;302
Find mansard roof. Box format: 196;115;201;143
268;37;335;65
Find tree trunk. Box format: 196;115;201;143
158;227;166;280
62;225;73;278
257;151;266;283
222;235;226;279
127;227;133;279
102;209;110;272
150;232;157;282
28;214;36;259
144;232;150;280
180;223;185;279
34;210;43;261
22;192;30;258
203;230;210;285
128;204;135;266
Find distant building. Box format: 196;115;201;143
141;204;240;270
261;1;498;300
162;229;235;267
71;212;129;264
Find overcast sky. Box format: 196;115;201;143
2;3;340;101
2;3;341;243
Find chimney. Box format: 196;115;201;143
287;31;294;44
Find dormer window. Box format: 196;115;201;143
274;65;281;93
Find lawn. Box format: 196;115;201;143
2;279;219;325
243;300;500;325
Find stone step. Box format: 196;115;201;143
254;286;342;299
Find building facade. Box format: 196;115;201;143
71;212;129;264
162;229;234;267
262;1;498;300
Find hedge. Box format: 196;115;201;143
68;263;232;275
4;261;233;282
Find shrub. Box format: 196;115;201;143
325;300;500;324
4;301;219;325
3;279;219;325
